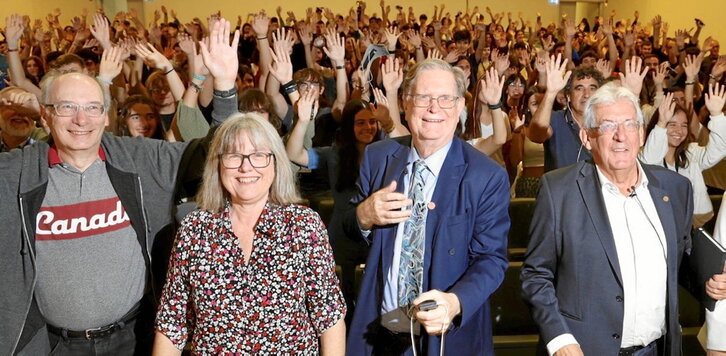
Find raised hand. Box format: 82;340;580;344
705;83;726;117
295;84;319;122
444;49;462;64
595;58;611;79
712;56;726;79
564;18;577;38
298;23;313;46
381;57;403;92
98;46;124;82
90;13;112;50
407;30;422;48
618;57;648;95
623;30;635;47
198;18;240;90
513;112;526;132
177;32;195;55
478;67;505;106
251;11;270;38
545;54;572;94
1;90;41;114
188;36;211;78
675;29;687;48
657;92;676;126
421;36;436;50
4;14;25;49
371;87;391;120
652;62;668;87
272;27;294;54
323;29;345;67
683;54;703;82
427;48;443;60
492;48;510;77
383;26;401;51
135;42;173;71
269;41;294;84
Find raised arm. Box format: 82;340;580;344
640;92;675;164
199;17;241;127
380;57;409;137
700;83;726;170
267;29;298;120
251;12;271;91
563;18;577;71
135;42;185;101
89;13;112;51
286;88;318;166
473;67;508;155
527;54;571;143
323;29;348;121
683;53;704;136
4;14;41;97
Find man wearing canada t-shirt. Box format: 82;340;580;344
0;25;242;353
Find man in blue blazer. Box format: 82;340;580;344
346;59;510;355
521;83;693;356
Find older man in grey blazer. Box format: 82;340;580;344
521;83;693;356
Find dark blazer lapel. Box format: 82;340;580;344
576;162;623;286
642;168;679;279
380;141;411;277
425;139;467;266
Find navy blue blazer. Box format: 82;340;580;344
346;136;510;355
521;161;693;355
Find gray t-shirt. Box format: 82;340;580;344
35;158;145;330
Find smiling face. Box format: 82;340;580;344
220;132;275;207
404;67;463;156
353;109;378;144
507;78;525;99
666;110;689;148
0;89;36;142
125;103;158;138
42;74;108;161
25;58;41;76
581;99;644;180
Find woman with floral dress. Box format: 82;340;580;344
153;113;346;355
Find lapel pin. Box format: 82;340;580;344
663;196;670;202
427;202;436;210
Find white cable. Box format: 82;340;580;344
409;302;450;356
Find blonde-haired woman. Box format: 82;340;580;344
153;113;346;355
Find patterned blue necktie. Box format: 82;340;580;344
398;159;428;310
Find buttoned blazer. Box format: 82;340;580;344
345;136;510;356
520;160;693;355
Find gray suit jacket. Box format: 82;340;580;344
520;160;693;355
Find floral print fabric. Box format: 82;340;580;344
155;202;346;354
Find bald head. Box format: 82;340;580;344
41;72;110;109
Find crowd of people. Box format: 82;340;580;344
1;2;726;355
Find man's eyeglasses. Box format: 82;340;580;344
407;94;460;109
150;87;171;94
45;102;106;117
220;152;275;169
589;120;641;135
298;82;321;90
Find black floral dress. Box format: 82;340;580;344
155;202;346;354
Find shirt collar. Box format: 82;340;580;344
595;161;649;196
0;136;33;152
408;140;453;178
48;144;106;167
